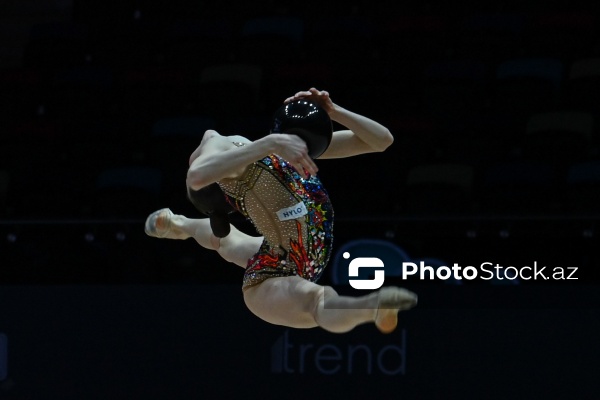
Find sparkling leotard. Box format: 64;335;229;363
217;145;334;290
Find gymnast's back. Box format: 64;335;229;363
218;140;333;255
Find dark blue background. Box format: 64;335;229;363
1;0;600;398
1;285;599;399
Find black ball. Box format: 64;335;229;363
187;183;234;238
271;100;333;158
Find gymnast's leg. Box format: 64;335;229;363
145;208;262;267
146;208;418;333
243;276;417;334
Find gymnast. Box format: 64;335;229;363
145;88;417;333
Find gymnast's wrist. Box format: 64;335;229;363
328;104;348;122
259;133;283;155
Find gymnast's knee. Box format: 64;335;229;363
310;285;337;316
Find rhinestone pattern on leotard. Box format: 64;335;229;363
218;146;334;289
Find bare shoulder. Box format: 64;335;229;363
201;133;254;181
203;132;252;148
201;132;243;151
226;134;252;144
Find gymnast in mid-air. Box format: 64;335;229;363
145;87;417;334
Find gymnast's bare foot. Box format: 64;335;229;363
375;286;418;334
144;208;189;240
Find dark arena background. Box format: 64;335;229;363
1;0;600;399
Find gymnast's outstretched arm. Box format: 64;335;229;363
186;130;318;191
284;88;394;159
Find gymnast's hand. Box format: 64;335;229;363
284;87;335;115
272;133;318;178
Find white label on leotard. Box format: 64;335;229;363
276;201;308;221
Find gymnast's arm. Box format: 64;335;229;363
284;88;394;159
186;130;318;190
320;106;393;159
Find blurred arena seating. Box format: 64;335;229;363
1;0;599;283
